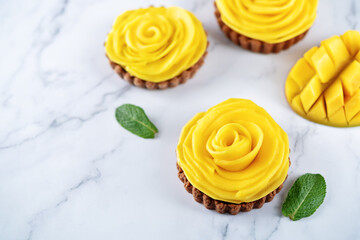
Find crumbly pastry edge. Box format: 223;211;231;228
106;43;209;90
214;3;309;54
176;158;290;215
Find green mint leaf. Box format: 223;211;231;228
115;104;158;139
282;173;326;221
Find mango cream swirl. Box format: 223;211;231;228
105;7;207;82
177;99;290;204
215;0;318;43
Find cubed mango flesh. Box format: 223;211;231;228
340;30;360;56
324;78;344;116
310;46;335;83
285;30;360;127
340;60;360;97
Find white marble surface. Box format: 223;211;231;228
1;0;360;239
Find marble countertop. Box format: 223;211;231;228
1;0;360;239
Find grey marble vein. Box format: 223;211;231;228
293;126;311;154
288;125;314;171
0;125;51;150
221;223;229;240
249;219;256;240
26;168;102;240
50;108;107;127
35;0;70;86
346;0;358;29
264;217;281;240
0;108;106;150
83;73;115;96
96;85;131;106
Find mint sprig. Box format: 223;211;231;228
282;173;326;221
115;104;158;139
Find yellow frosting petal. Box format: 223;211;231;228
177;98;290;204
215;0;318;43
285;30;360;127
105;7;207;82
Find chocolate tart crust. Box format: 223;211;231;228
107;44;208;90
214;3;308;54
176;160;290;215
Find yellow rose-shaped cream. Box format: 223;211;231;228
105;7;208;83
215;0;318;44
177;99;289;204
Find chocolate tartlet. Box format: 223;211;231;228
214;3;308;54
105;6;208;89
107;49;208;90
176;99;291;214
177;162;289;214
